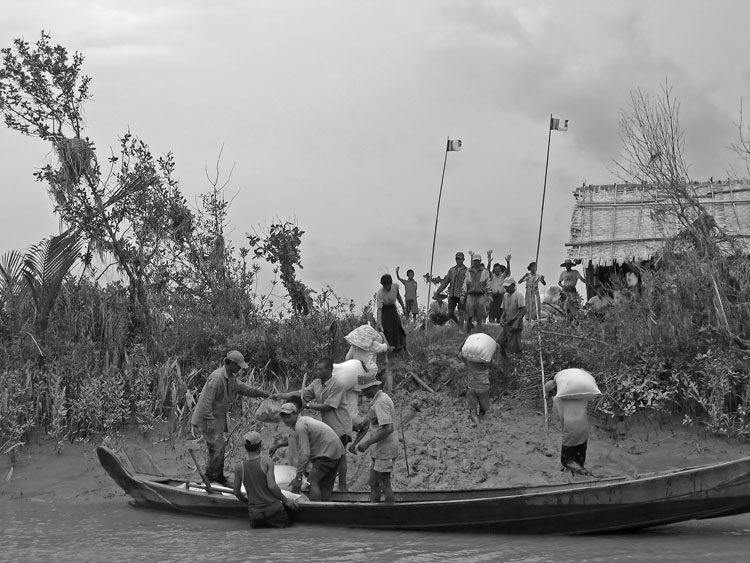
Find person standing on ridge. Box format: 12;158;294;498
461;253;491;334
396;266;419;324
433;251;468;333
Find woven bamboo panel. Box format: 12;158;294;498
566;181;750;264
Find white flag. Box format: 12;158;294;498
447;139;462;151
550;117;568;131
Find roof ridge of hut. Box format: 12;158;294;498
566;178;750;265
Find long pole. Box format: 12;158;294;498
535;117;553;268
398;408;410;477
426;137;450;315
188;448;214;494
537;115;553;430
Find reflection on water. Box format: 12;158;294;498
1;499;750;563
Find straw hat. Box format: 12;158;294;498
345;325;385;352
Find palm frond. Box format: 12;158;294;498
22;231;82;334
0;249;31;312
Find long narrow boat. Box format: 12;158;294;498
97;446;750;534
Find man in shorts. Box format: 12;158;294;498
461;253;491;334
459;336;496;425
278;402;345;501
353;374;399;503
433;251;468;333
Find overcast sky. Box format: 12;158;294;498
2;0;749;310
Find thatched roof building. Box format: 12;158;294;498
565;180;750;265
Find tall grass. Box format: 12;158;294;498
3;247;750;453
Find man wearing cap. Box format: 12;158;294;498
461;252;491;334
274;357;353;490
433;251;468;333
352;373;399;504
233;431;299;528
495;276;526;361
278;402;345;501
191;350;270;485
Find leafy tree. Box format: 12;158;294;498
247;221;311;315
0;32;193;343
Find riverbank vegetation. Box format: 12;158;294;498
3;34;750;463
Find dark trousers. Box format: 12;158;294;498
561;442;587;468
201;428;226;482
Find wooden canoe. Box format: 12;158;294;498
97;446;750;534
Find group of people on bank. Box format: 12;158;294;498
374;251;591;363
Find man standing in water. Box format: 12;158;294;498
233;431;299;528
191;350;269;485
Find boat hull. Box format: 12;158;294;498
97;446;750;534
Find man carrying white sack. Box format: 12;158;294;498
459;333;498;426
344;324;394;392
544;368;602;474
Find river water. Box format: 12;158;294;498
2;499;750;562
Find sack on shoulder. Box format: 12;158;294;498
255;397;283;423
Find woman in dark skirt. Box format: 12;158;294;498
376;274;407;354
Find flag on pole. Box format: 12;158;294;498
447;139;462;151
550;117;568;131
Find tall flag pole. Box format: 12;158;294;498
537;115;568;430
427;137;462;317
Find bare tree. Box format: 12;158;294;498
612;81;732;258
731;97;750;178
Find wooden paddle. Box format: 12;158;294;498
188;448;214;494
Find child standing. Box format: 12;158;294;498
519;261;546;321
460;333;498;426
396;266;419;324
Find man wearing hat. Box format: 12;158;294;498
495;276;526;360
433;251;468;333
273;357;353;490
232;431;299;528
558;258;587;314
278;402;345;501
428;293;450;326
191;350;270;485
461;252;491;334
352;374;399;504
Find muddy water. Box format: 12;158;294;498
2;500;750;562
